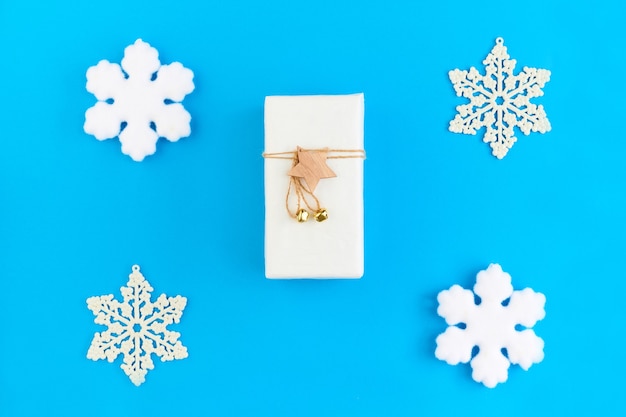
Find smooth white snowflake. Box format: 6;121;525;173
449;37;551;159
435;264;545;388
84;39;195;161
87;265;188;386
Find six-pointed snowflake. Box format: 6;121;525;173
87;265;188;386
435;264;545;388
449;38;551;158
84;39;195;161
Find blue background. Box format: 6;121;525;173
1;0;625;415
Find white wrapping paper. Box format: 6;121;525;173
264;94;364;278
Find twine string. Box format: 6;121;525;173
262;149;366;160
264;148;366;220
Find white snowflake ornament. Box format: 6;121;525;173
87;265;188;386
435;264;545;388
449;38;551;158
84;39;195;161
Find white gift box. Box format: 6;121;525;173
264;93;365;279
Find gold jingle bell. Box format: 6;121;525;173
314;208;328;222
296;208;309;223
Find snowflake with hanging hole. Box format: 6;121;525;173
87;265;188;386
435;264;545;388
84;39;195;161
449;37;551;159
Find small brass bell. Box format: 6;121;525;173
314;208;328;222
296;209;309;222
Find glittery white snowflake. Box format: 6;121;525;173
449;38;551;158
435;264;545;388
87;265;188;386
84;39;195;161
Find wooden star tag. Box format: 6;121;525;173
288;147;337;191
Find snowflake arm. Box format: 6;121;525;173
153;103;192;142
87;332;125;362
120;39;161;81
506;329;544;370
84;102;122;140
448;38;551;158
121;336;154;386
86;265;188;386
435;326;475;365
154;62;194;102
118;123;159;162
473;263;513;304
507;287;546;327
86;60;125;101
437;284;475;325
470;345;511;388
